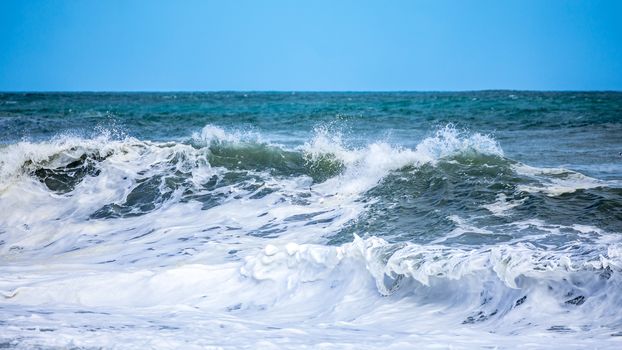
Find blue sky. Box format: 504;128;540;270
1;0;621;91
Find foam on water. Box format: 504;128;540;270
0;125;621;349
513;164;616;196
483;193;527;216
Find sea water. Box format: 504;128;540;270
0;91;621;349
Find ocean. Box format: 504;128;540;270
0;91;621;349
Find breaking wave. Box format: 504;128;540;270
1;124;621;348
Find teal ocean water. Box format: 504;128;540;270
1;92;621;348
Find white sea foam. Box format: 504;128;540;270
483;193;527;216
1;235;621;348
513;163;614;196
191;124;259;145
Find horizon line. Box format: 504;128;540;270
1;89;621;94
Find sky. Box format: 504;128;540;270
0;0;621;91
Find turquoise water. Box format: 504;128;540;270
1;92;621;348
3;91;621;175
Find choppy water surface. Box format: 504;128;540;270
1;92;621;349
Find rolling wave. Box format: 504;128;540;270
0;124;621;348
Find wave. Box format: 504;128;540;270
1;124;622;348
0;124;504;201
1;124;619;232
2;235;621;340
243;235;622;318
1;125;502;185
